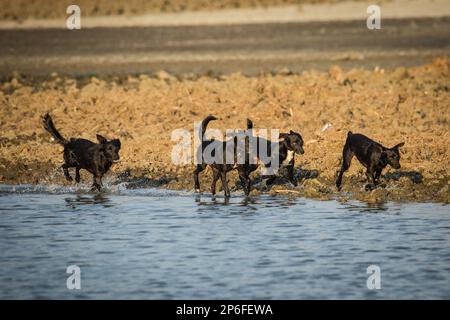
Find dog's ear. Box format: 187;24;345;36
96;134;108;144
111;139;121;149
290;130;294;134
392;142;405;150
279;133;289;140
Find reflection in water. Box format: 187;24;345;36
195;194;229;205
194;193;298;216
240;196;257;207
341;200;397;214
65;193;114;209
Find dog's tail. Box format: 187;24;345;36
246;118;253;130
42;113;68;145
201;115;217;140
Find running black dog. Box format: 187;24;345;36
245;118;304;187
42;113;121;191
336;132;404;190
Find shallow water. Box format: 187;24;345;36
0;184;449;299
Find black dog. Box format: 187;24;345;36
193;116;305;197
193;115;266;197
42;113;121;191
336;131;404;190
246;118;304;187
193;115;242;197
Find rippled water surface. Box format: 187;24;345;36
0;184;449;299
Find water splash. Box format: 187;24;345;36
0;183;193;198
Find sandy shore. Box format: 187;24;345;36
0;58;449;202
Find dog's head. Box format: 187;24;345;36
382;142;404;169
97;134;121;162
279;130;304;155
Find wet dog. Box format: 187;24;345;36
42;113;121;191
193;115;242;197
193;115;305;197
336;131;404;190
245;118;304;187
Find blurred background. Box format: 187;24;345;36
0;1;347;20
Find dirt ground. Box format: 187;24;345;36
0;58;449;203
0;0;339;21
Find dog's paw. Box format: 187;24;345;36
90;184;102;192
195;188;201;193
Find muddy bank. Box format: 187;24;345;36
0;58;449;203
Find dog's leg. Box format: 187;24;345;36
287;162;297;187
210;168;220;195
373;168;387;188
194;164;206;193
91;174;102;192
365;170;373;183
374;168;382;185
336;144;353;190
245;178;251;195
364;165;378;191
366;163;379;185
265;175;276;186
238;169;251;196
220;171;230;197
75;167;81;183
62;164;73;181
